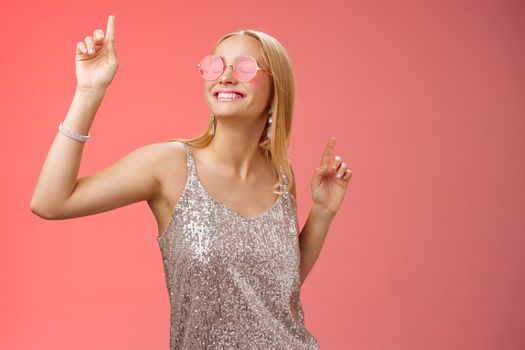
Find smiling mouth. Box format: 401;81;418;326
214;92;246;102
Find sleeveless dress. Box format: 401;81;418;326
157;141;320;349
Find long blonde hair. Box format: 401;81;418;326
168;29;296;195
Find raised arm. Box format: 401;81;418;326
30;138;163;219
29;15;161;219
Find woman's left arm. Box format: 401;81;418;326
294;137;352;286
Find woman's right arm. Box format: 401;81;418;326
29;86;162;219
30;15;161;219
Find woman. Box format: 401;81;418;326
30;15;352;349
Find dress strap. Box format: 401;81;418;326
279;164;289;193
180;141;196;180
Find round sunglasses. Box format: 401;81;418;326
197;54;272;82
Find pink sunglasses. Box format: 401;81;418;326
197;54;272;82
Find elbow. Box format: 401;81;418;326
29;198;55;220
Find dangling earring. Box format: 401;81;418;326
210;114;217;136
266;109;273;139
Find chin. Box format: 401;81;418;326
208;104;253;117
212;111;245;118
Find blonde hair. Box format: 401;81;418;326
168;29;295;195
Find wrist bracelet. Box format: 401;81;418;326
58;122;90;142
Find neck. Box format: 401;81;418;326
208;114;270;181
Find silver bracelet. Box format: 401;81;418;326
58;122;90;142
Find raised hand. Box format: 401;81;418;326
310;137;352;217
75;15;119;91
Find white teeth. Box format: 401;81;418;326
217;92;244;99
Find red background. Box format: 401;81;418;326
2;0;525;349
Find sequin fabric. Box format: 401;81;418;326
157;141;320;349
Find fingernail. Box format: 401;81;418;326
333;156;341;169
89;48;94;54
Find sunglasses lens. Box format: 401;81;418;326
198;54;223;80
234;56;258;82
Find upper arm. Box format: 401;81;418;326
42;143;165;220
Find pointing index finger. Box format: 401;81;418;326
105;15;116;42
320;137;336;167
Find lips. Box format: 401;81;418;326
213;90;246;97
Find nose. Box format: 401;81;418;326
219;64;237;84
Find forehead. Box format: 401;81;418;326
213;35;264;65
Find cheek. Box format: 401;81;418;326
203;84;215;109
251;80;273;102
203;83;214;103
203;82;212;95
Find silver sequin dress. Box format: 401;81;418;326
157;141;320;349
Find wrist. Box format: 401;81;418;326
311;204;336;221
75;85;107;97
74;86;106;106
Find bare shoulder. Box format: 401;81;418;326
148;140;188;185
146;140;186;161
126;141;182;178
125;140;188;204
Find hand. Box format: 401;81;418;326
75;15;118;91
310;137;352;217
